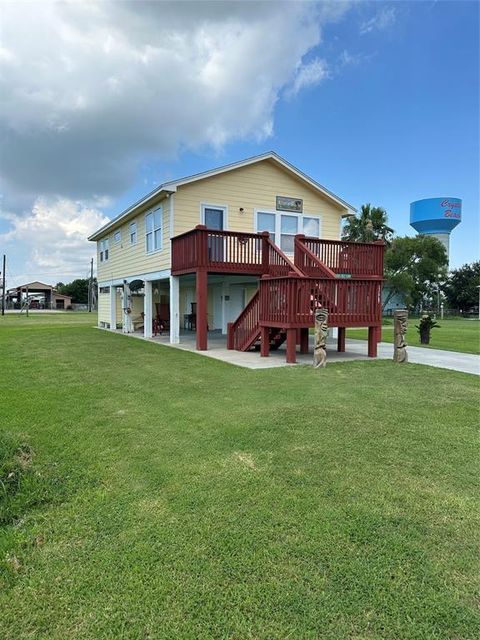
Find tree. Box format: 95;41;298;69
383;235;448;312
56;278;96;304
342;203;394;245
443;261;480;311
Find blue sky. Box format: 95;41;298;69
1;1;478;286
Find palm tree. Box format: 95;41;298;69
342;204;394;245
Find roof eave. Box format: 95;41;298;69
88;187;176;241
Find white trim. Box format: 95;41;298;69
169;193;175;238
169;276;180;344
169;193;175;263
88;151;355;241
99;238;109;263
129;220;137;246
144;281;153;339
145;205;163;254
98;269;170;288
200;202;228;230
113;230;121;244
109;285;117;331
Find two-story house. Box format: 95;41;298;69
89;152;384;363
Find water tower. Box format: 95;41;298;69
410;197;462;262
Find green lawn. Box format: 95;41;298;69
348;317;480;355
1;313;479;639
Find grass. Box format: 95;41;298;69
348;317;480;355
0;313;479;639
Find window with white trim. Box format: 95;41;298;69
99;238;109;262
280;214;298;253
113;230;121;244
303;216;320;237
129;221;137;245
256;211;321;253
257;212;276;245
145;207;162;253
99;286;110;294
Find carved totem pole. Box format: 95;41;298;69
313;308;328;368
393;309;408;363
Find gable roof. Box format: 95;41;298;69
8;281;55;292
88;151;356;241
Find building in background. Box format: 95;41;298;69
6;281;72;310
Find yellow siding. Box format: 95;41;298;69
98;293;110;324
97;195;171;282
97;288;123;327
174;158;345;240
95;158;347;281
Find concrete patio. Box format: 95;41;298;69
105;328;480;375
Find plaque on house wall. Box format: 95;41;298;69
276;196;303;213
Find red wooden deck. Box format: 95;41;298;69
170;226;385;360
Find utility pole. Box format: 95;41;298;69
88;257;94;312
1;254;5;316
25;284;29;317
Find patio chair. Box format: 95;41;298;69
188;302;196;331
155;303;170;334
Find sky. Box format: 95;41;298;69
0;0;478;288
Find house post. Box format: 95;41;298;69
286;328;297;363
367;326;377;357
122;282;133;333
260;326;270;357
109;286;117;330
261;231;270;274
294;234;305;271
144;280;153;339
169;275;180;344
196;269;208;350
337;327;346;352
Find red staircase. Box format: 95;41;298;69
227;291;261;351
170;225;384;360
227;235;384;359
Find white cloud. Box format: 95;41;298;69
0;0;354;285
0;1;351;201
289;58;330;96
360;6;397;35
0;198;109;285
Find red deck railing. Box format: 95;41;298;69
297;236;384;278
171;226;302;276
294;238;337;278
259;275;382;328
172;226;385;279
227;290;260;351
171;226;264;275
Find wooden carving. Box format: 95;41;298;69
313;308;328;368
393;309;408;363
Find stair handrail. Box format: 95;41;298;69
266;237;305;277
294;235;337;279
227;290;260;350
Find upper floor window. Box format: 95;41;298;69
113;230;121;244
145;207;162;253
256;211;321;253
99;238;109;262
129;221;137;245
303;217;320;238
